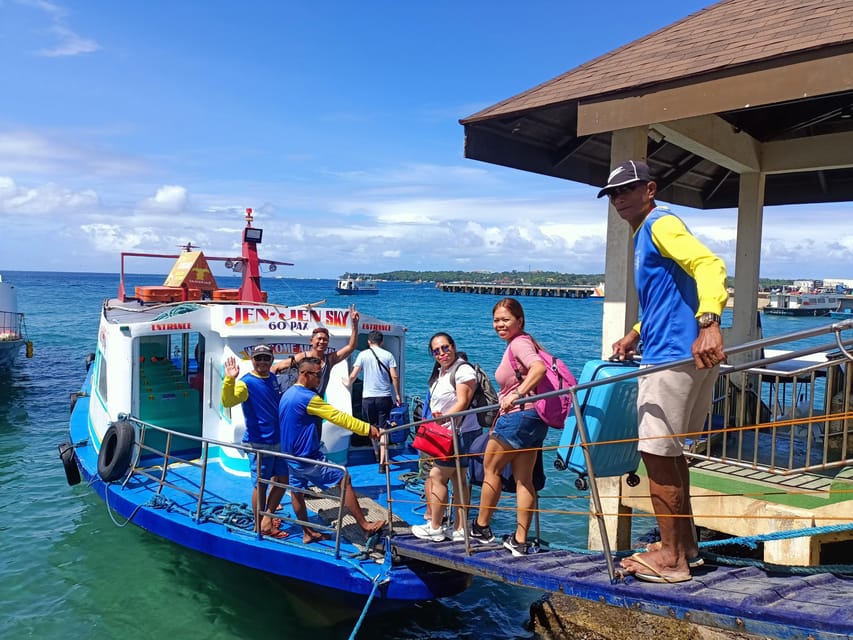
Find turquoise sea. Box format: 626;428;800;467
0;271;836;639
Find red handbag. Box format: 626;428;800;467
411;421;454;459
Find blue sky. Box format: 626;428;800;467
1;0;851;281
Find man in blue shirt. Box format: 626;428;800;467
604;160;727;584
280;357;385;543
221;344;288;539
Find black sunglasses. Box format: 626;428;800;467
253;355;273;362
431;344;452;356
607;182;646;198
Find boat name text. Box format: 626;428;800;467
225;307;351;331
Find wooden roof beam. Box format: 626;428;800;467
762;130;853;173
654;115;761;174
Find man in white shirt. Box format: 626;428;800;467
348;331;401;469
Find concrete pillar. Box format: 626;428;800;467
727;172;766;359
591;127;647;551
587;476;634;551
601;127;645;358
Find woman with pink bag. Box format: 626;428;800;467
470;298;549;556
410;332;481;543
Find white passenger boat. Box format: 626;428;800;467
763;290;840;316
61;208;469;607
0;275;32;370
335;276;379;295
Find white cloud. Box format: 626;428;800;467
143;185;188;212
37;25;100;57
0;130;147;178
0;175;99;215
2;158;853;280
79;223;161;253
16;0;101;57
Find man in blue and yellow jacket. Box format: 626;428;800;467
221;344;288;539
279;356;385;543
604;160;728;584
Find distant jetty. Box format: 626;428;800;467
437;282;597;298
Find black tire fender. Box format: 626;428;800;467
58;442;81;486
97;421;135;482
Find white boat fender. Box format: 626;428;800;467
58;442;81;486
97;421;135;482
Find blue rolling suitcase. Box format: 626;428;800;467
555;359;641;490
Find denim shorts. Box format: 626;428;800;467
246;442;289;486
288;457;345;490
492;409;548;450
435;428;480;468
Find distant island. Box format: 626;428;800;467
341;270;797;290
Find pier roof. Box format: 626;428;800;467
461;0;853;209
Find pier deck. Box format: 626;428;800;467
438;282;597;298
391;535;853;640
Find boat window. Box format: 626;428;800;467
97;350;108;404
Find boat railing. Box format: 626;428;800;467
118;415;351;559
0;310;24;338
694;347;853;474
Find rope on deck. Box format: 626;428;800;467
698;521;853;550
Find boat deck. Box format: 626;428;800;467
392;535;853;640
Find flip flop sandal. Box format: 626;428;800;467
643;541;704;568
626;553;692;584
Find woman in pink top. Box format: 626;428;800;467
470;298;548;556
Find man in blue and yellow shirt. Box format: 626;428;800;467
222;344;288;539
603;160;727;584
280;356;385;543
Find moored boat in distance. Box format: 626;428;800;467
763;289;840;316
0;274;32;370
60;208;469;608
335;275;379;295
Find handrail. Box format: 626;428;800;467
384;319;853;436
118;414;353;559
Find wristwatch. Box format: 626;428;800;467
697;312;721;328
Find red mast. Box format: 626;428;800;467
238;208;265;303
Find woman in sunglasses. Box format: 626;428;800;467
411;332;480;542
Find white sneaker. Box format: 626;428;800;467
411;523;447;542
446;527;466;542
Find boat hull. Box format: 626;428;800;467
67;382;469;605
335;288;379;295
0;339;23;369
763;308;833;317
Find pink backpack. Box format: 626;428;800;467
508;336;576;429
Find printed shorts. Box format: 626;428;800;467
637;363;719;457
492;408;548;451
246;442;289;487
288;457;345;490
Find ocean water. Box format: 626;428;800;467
0;271;837;640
